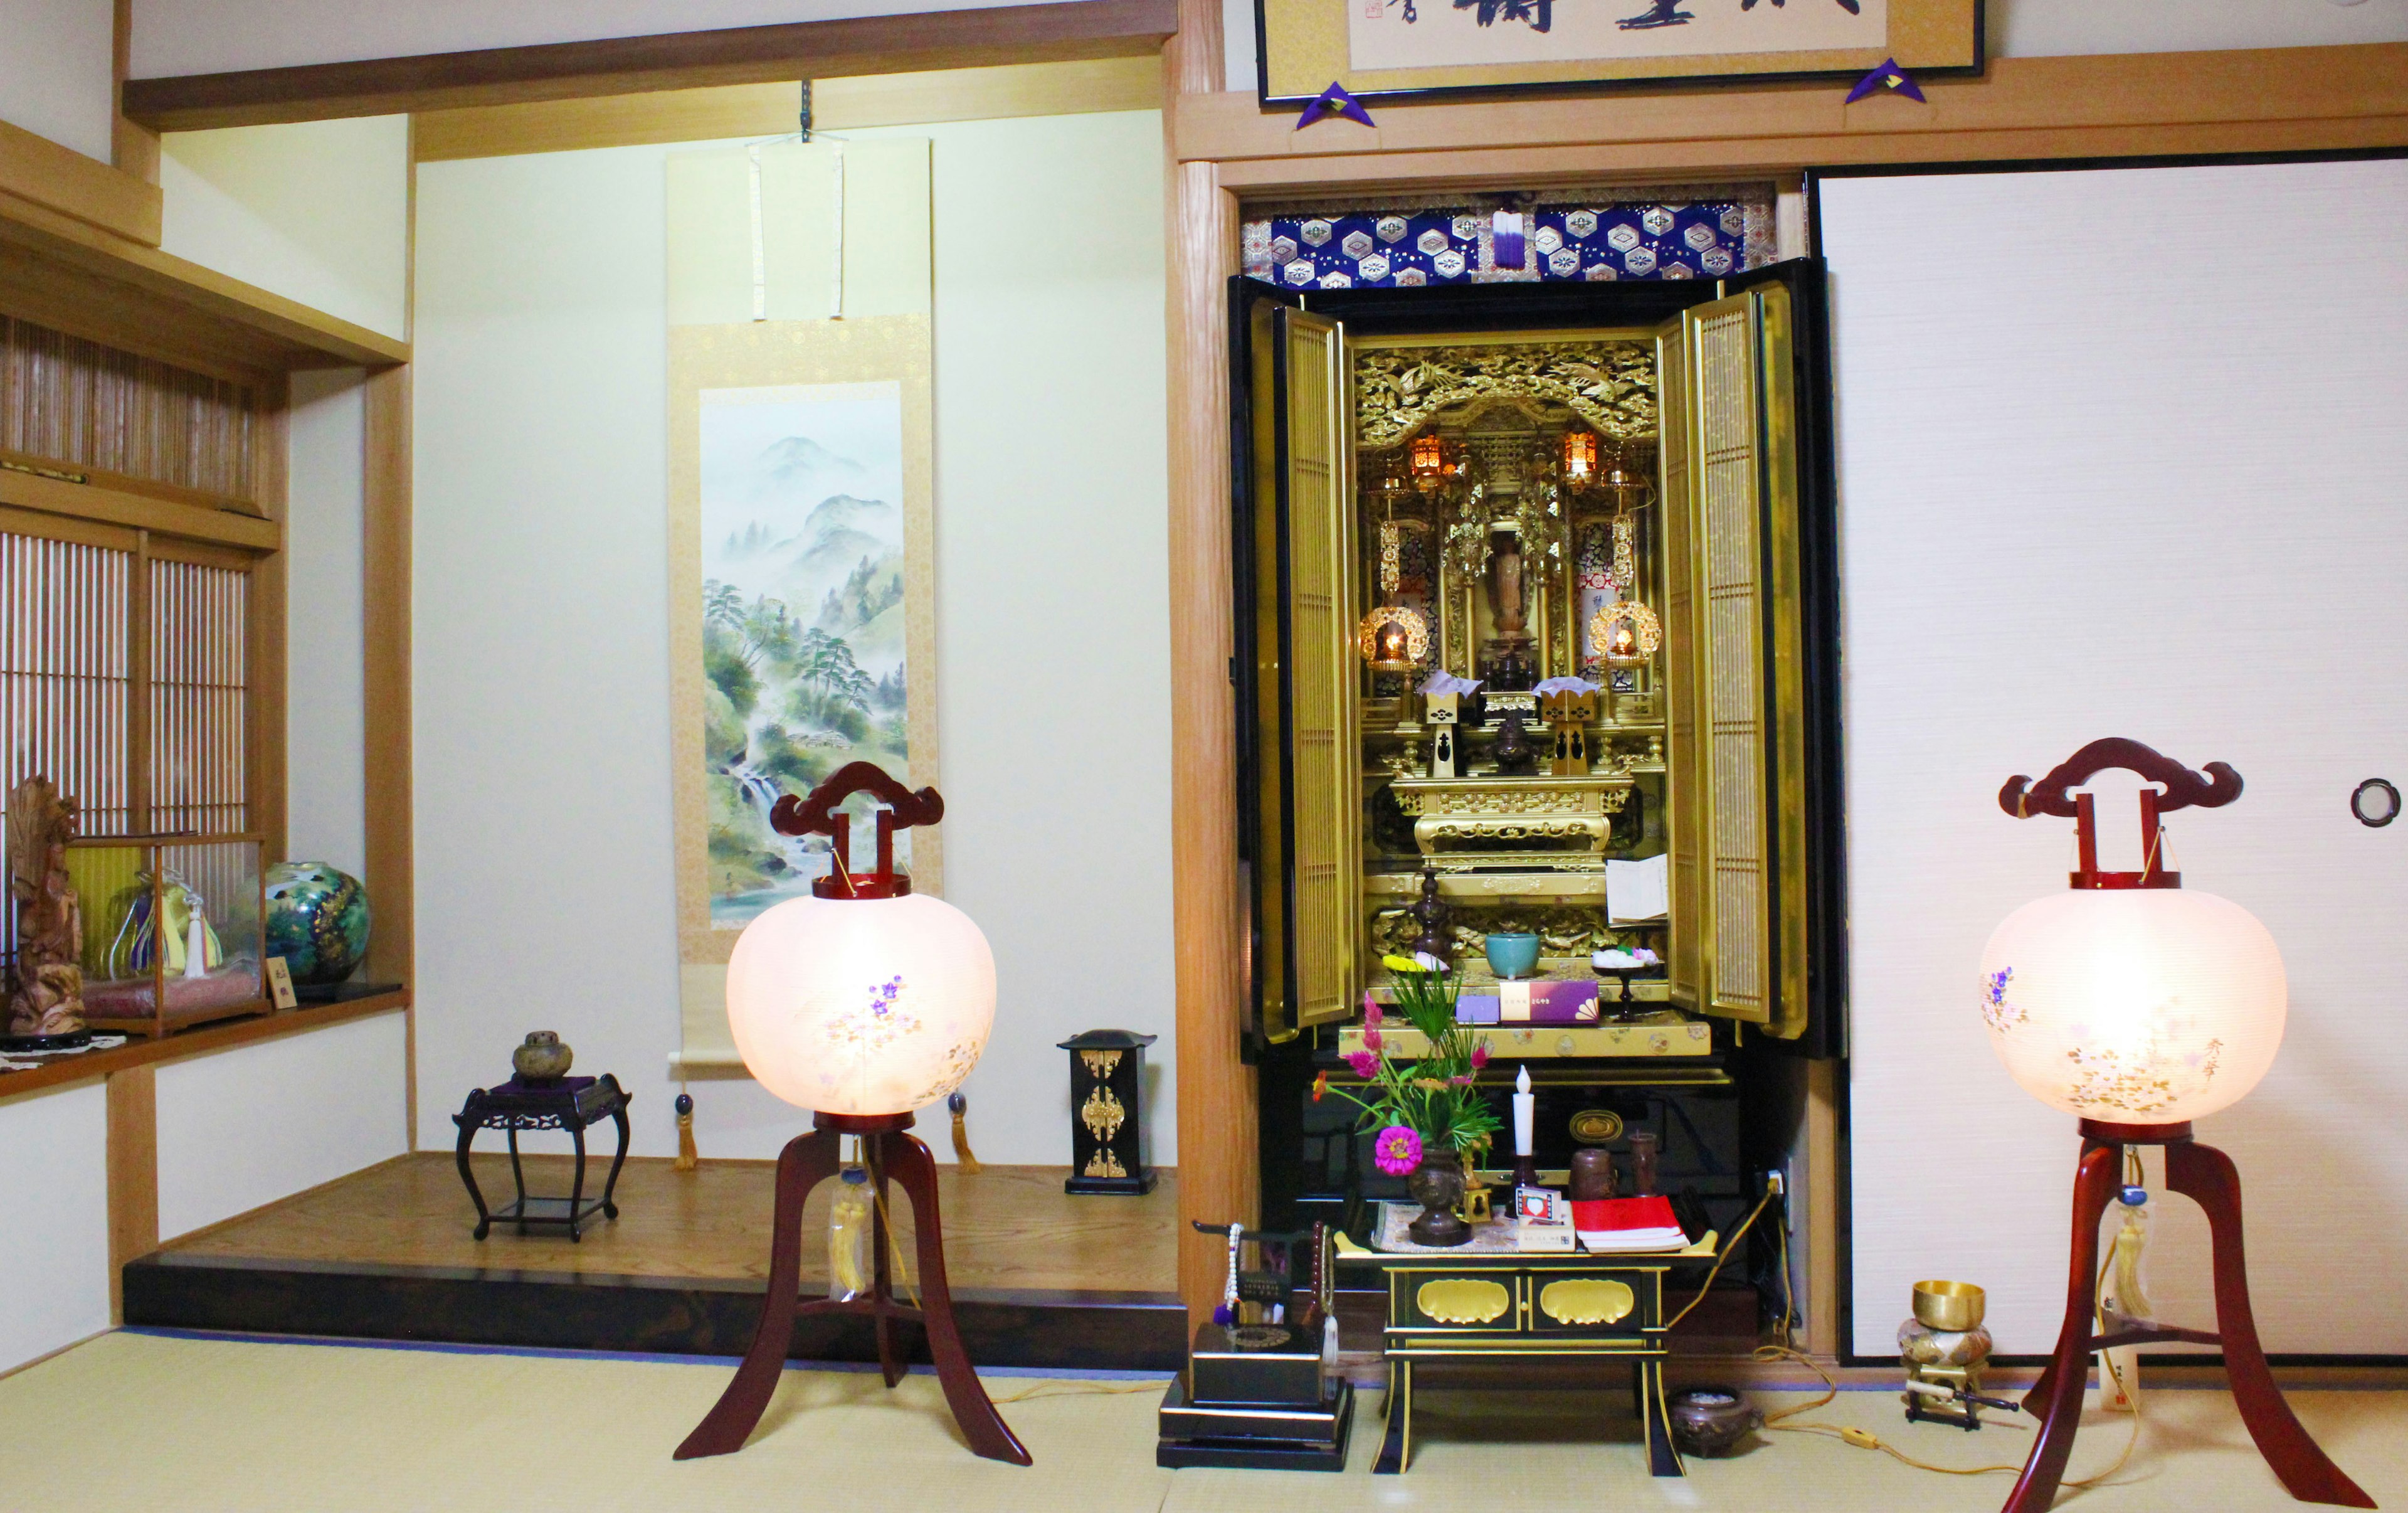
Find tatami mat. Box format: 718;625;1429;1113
4;1331;2405;1512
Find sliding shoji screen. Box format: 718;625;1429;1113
0;528;132;836
0;523;255;841
150;550;250;837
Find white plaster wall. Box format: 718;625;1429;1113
1824;157;2408;1357
411;111;1171;1167
130;0;1035;78
0;1083;110;1374
156;1011;409;1238
160;116;411;341
0;0;114;161
287;368;369;878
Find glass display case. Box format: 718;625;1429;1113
66;834;267;1038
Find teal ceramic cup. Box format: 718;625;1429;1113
1484;932;1541;980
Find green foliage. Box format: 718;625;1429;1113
1320;958;1501;1155
702;684;749;767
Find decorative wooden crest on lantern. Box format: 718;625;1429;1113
1997;737;2242;891
768;760;944;900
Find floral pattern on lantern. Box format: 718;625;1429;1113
1587;599;1662;664
1977;889;2285;1123
726;891;996;1117
1359;603;1432;671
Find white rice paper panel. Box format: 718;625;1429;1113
1822;158;2408;1356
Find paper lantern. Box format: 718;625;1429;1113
726;890;995;1117
1978;887;2284;1124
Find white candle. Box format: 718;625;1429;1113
1513;1064;1534;1157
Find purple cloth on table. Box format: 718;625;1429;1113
488;1075;596;1097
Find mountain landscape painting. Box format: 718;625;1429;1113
697;381;912;927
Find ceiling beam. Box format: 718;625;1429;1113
124;0;1178;132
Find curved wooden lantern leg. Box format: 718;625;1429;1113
2163;1140;2373;1509
887;1130;1032;1465
2004;1140;2120;1513
675;1128;841;1459
2004;1131;2373;1513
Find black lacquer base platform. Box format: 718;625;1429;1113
122;1253;1187;1371
1156;1376;1354;1472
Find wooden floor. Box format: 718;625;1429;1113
166;1154;1181;1297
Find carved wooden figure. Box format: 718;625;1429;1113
6;777;85;1044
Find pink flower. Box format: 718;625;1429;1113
1363;1025;1383;1051
1363;992;1383;1027
1373;1124;1423;1176
1447;1073;1475;1086
1346;1049;1380;1080
1470;1042;1491;1070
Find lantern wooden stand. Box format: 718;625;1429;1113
675;1107;1028;1466
1994;742;2369;1512
675;763;1028;1468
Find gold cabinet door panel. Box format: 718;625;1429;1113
1413;1277;1514;1326
1537;1277;1637;1328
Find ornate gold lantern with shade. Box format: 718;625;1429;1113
677;761;1028;1469
1358;512;1430;674
1560;428;1600;486
1980;739;2367;1513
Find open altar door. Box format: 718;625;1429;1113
1659;272;1827;1043
1234;284;1362;1046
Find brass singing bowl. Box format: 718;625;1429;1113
1911;1280;1986;1332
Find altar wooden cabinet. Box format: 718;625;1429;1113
1230;265;1847;1309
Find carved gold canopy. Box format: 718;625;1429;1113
1354;341;1657;450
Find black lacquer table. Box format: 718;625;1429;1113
452;1074;631;1241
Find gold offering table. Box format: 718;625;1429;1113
1335;1208;1716;1475
1388;772;1634;870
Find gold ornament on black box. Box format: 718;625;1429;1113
1060;1028;1158;1195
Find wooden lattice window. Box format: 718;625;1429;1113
0;524;256;837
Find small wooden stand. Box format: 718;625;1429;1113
674;1108;1030;1465
2006;1120;2371;1513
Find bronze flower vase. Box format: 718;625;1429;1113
1407;1149;1471;1247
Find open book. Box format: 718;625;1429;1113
1607;854;1669;925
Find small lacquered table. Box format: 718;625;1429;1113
452;1074;631;1241
1334;1208;1716;1475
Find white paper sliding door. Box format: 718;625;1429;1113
1825;157;2408;1357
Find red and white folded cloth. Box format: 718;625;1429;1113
1570;1195;1687;1253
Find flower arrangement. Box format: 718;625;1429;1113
1314;953;1500;1169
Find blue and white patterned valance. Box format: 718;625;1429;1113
1242;185;1776;290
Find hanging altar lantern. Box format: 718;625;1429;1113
1358;518;1430;673
1561;430;1600;486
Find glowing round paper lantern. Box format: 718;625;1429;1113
726;892;995;1117
1978;887;2285;1125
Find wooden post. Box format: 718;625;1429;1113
362;363;415;1145
1163;1;1255;1328
105;1065;159;1322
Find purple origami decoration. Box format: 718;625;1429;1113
1844;57;1926;104
1297;81;1376;130
1492;208;1526;269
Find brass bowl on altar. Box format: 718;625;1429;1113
1911;1279;1986;1332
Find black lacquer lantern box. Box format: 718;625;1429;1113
1059;1028;1157;1195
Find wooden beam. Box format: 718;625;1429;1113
413;56;1164;162
125;0;1178;132
0;115;160;247
112;0;160;188
1180;41;2408;191
1164;0;1254;1329
362;366;414;1008
251;375;290;865
0;193;409;373
0;993;411;1105
104;1064;159;1322
0;467;280;553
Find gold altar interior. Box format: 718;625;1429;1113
1247;285;1814;1046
